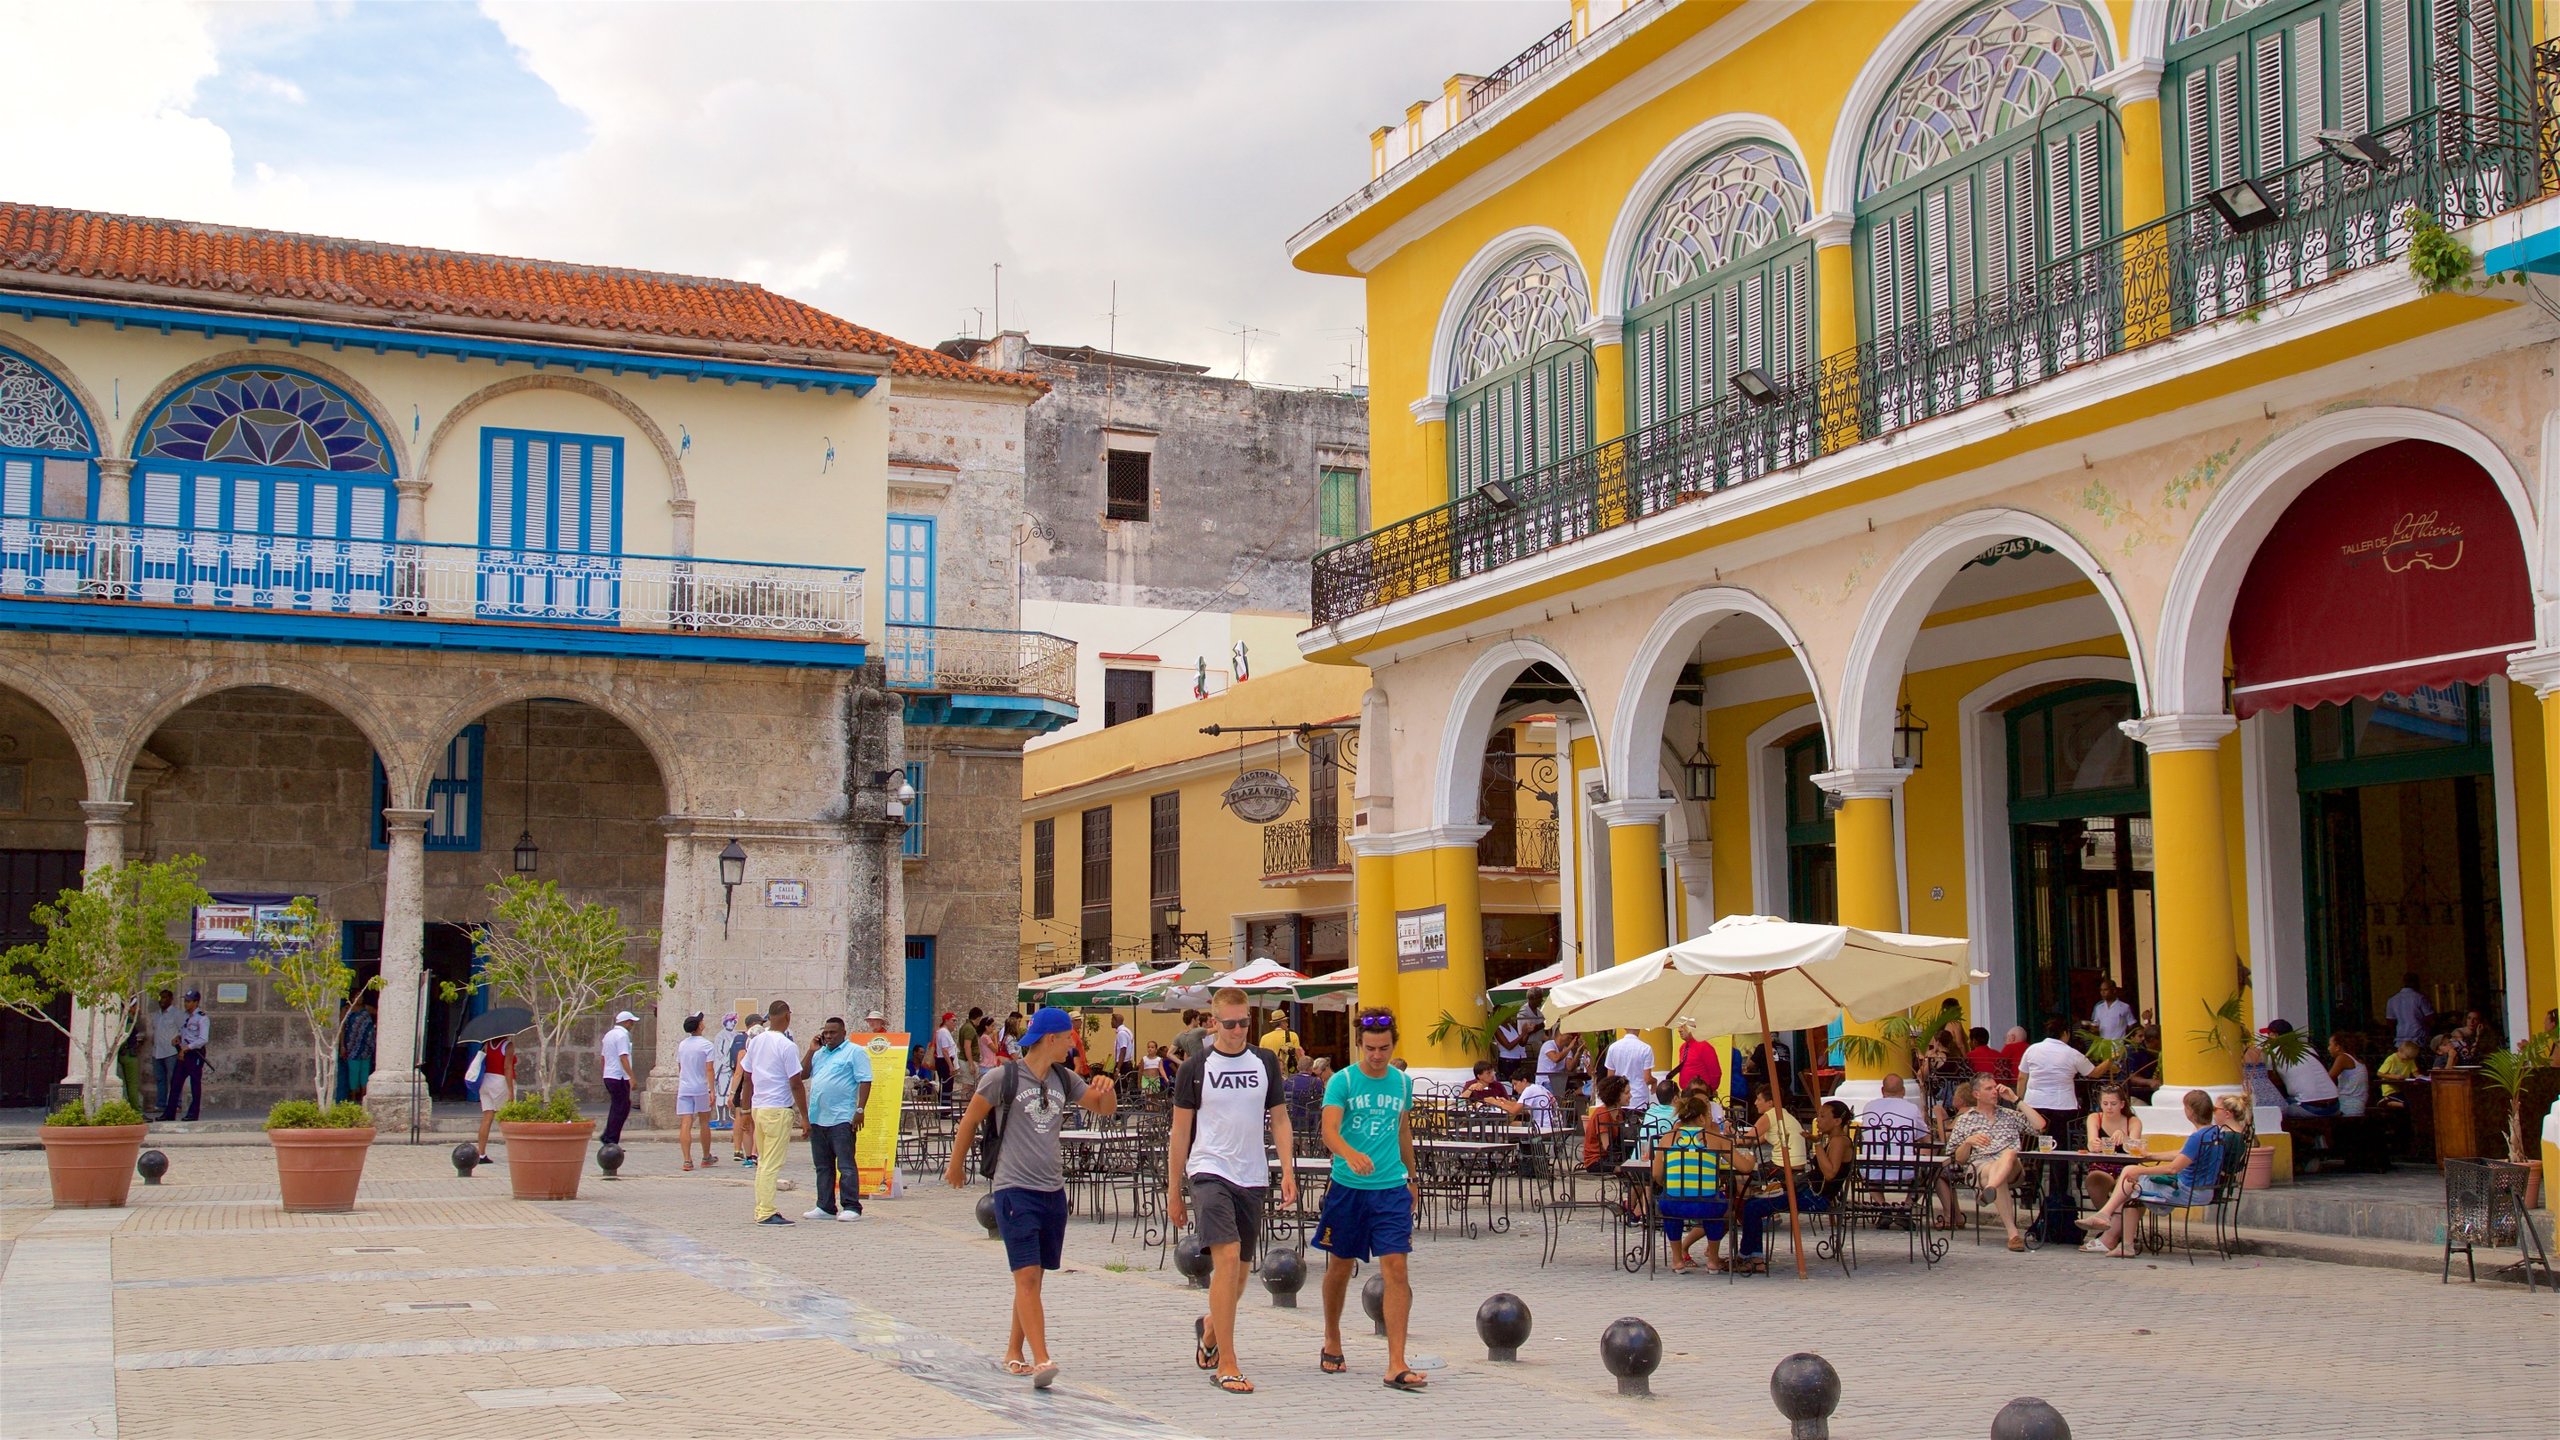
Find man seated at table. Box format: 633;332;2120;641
1936;1078;2045;1252
1632;1079;1682;1161
2078;1089;2223;1258
1516;1071;1562;1132
1460;1060;1514;1105
1964;1026;2007;1083
2262;1019;2341;1118
1288;1057;1330;1132
1857;1074;1928;1135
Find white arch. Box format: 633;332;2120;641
1596;113;1815;324
2156;405;2543;716
1819;0;2123;218
1421;226;1594;404
1837;507;2149;772
2128;0;2170;67
1605;584;1826;798
1433;637;1603;828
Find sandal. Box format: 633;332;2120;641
1195;1316;1219;1371
1002;1359;1036;1376
1032;1362;1059;1390
1213;1373;1256;1394
1384;1368;1430;1392
1319;1349;1347;1375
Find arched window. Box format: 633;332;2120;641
1625;141;1815;431
133;367;395;540
1447;249;1593;498
0;345;96;522
1854;0;2113;349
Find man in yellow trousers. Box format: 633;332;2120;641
741;999;808;1224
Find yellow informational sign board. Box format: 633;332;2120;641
849;1031;908;1197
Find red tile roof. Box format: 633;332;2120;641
0;201;1041;391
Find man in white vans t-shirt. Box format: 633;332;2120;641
1167;987;1294;1394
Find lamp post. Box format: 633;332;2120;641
718;838;747;938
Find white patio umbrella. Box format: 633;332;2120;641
1022;962;1136;1006
1547;914;1978;1279
1485;959;1568;1008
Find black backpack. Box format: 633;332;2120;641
975;1061;1023;1181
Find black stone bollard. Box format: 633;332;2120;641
1261;1246;1306;1308
1771;1352;1842;1440
974;1191;1000;1238
596;1143;625;1179
451;1143;482;1177
1599;1317;1661;1398
1476;1292;1532;1361
1360;1271;1387;1336
136;1149;168;1185
1991;1398;2072;1440
1174;1233;1213;1290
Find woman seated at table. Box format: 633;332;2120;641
1921;1024;1971;1126
1807;1099;1854;1204
1583;1075;1631;1172
1745;1087;1806;1170
2327;1033;2370;1117
1935;1078;2046;1252
2078;1089;2223;1258
1652;1093;1735;1274
2080;1083;2144;1211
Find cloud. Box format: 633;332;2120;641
0;0;1550;387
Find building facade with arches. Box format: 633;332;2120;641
0;203;1075;1125
1291;0;2560;1179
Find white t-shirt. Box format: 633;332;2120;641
1520;1080;1561;1131
600;1025;634;1081
1113;1026;1135;1063
2385;987;2433;1045
1536;1036;1573;1082
1175;1045;1282;1188
2016;1037;2094;1110
2335;1062;2369;1116
150;1004;184;1060
2089;999;2135;1040
743;1029;802;1109
2281;1052;2340;1103
1604;1033;1656;1090
936;1026;958;1060
1859;1094;1928;1133
675;1034;716;1100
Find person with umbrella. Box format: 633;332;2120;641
456;1006;532;1164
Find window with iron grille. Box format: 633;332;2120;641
1081;805;1113;964
1104;668;1154;728
1031;817;1055;919
1106;448;1151;521
900;760;927;859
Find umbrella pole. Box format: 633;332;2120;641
1754;978;1808;1281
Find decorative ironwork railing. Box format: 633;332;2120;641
1478;817;1560;873
1312;103;2544;626
881;623;1077;703
1462;18;1577;121
0;519;866;638
1262;818;1352;878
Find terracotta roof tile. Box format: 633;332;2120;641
0;201;1042;391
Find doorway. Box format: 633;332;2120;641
345;921;483;1098
2006;682;2153;1030
904;936;936;1040
0;850;82;1106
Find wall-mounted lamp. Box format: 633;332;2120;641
2315;128;2394;169
1893;687;1930;772
718;838;747;937
2207;178;2281;233
1475;478;1517;509
1730;368;1780;406
1161;902;1209;958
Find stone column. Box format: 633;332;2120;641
1410;827;1491;1071
1814;767;1911;1084
394;480;429;542
669;499;697;558
61;801;134;1102
2510;651;2560;1036
1807;212;1858;448
644;823;698;1128
93;459;134;524
372;808;434;1135
1410;398;1448;504
2123;715;2243;1090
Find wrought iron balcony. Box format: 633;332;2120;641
0;518;866;639
1313;103;2545;626
1262;818;1352;879
1478;817;1559;874
882;623;1077;704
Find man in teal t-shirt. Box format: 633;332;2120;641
1314;1007;1424;1393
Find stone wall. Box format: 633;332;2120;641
904;726;1030;1024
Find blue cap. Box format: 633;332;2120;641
1022;1007;1075;1048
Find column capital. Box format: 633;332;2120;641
1590;796;1676;827
79;800;134;824
1577;313;1624;347
2095;57;2166;107
394;477;431;497
380;806;435;836
1804;210;1855;248
1812;766;1910;802
95;456;134;478
2506;646;2560;697
1668;839;1713;866
2120;713;2237;753
1348;823;1487;856
1408;395;1448;425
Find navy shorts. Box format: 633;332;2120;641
1312;1181;1413;1262
993;1187;1068;1272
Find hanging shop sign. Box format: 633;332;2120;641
1221;768;1299;823
1396;905;1449;973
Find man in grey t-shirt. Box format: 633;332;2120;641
1173;1011;1209;1064
946;1006;1116;1389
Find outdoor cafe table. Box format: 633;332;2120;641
2016;1146;2143;1245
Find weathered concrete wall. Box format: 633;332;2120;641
904;726;1029;1022
882;381;1031;633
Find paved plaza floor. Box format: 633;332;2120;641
3;1138;2553;1440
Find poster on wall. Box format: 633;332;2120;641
849;1031;910;1198
1395;905;1448;973
188;894;304;962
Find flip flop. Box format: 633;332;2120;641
1384;1369;1429;1392
1319;1349;1347;1375
1196;1316;1219;1371
1002;1359;1036;1376
1213;1373;1256;1394
1032;1362;1060;1390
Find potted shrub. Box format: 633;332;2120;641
465;876;657;1201
0;856;209;1208
2192;993;2308;1189
249;898;379;1212
2479;1026;2558;1207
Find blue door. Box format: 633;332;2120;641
885;514;936;685
903;936;936;1042
480;428;623;621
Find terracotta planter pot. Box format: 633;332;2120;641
2242;1143;2276;1191
499;1120;595;1201
267;1127;376;1213
41;1124;149;1208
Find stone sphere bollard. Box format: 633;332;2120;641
1174;1233;1213;1290
1360;1271;1388;1336
1261;1246;1307;1308
1771;1352;1843;1439
1476;1292;1532;1361
136;1149;169;1185
596;1143;626;1179
1600;1317;1662;1397
451;1143;482;1177
1991;1398;2073;1440
974;1192;1001;1238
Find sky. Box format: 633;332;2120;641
1;0;1552;388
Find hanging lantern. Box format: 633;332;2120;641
1682;742;1717;802
1893;689;1929;771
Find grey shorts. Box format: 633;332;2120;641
1187;1173;1265;1261
676;1094;710;1116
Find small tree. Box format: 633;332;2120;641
2478;1026;2558;1166
1834;998;1966;1073
0;855;212;1118
247;896;378;1111
468;875;657;1100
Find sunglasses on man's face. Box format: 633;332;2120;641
1215;1017;1250;1030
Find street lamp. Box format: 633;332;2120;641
512;699;538;874
718;838;747;937
1162;902;1209;958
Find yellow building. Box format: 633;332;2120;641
1292;0;2560;1172
1019;660;1565;1065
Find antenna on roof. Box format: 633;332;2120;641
1219;324;1268;383
992;262;1003;334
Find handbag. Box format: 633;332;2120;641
463;1047;485;1084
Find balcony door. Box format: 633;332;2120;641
478;428;623;623
885;514;937;686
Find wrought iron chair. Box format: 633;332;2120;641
1843;1123;1935;1267
2135;1130;2241;1264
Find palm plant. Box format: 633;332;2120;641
2477;1026;2558;1166
1428;1000;1521;1057
1832;998;1964;1073
2191;992;2313;1070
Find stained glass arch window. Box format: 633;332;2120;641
1859;0;2110;199
1627;142;1814;309
137;367;392;475
1450;249;1591;391
0;347;95;456
2170;0;2279;42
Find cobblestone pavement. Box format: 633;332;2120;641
3;1139;2554;1439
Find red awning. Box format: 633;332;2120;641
2229;440;2532;718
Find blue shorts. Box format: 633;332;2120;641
993;1187;1068;1272
1312;1181;1413;1262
